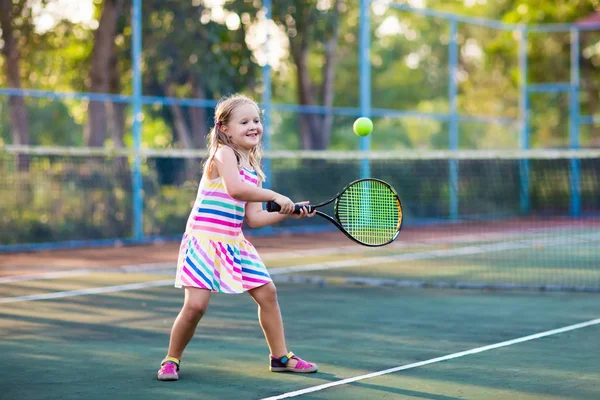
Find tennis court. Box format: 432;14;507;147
2;1;600;399
1;228;599;400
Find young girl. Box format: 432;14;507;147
157;94;318;381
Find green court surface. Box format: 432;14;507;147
1;272;599;400
268;243;600;289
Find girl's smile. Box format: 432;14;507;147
222;103;263;151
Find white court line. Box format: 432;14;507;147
0;263;177;283
260;317;600;400
0;279;173;303
0;270;91;283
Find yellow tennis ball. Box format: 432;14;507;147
353;117;373;137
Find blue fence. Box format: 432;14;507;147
1;1;600;252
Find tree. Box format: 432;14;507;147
501;0;600;147
141;0;260;151
272;0;345;150
0;0;33;169
86;0;126;147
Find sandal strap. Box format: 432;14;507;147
277;351;295;365
161;356;180;371
293;357;314;370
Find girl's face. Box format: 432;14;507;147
221;103;262;152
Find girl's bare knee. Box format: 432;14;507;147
253;283;279;308
183;299;208;320
188;299;209;313
183;288;210;319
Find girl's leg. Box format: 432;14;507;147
166;287;211;360
248;282;300;368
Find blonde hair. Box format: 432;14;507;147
204;94;266;182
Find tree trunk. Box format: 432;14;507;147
107;102;126;148
581;55;599;147
104;2;132;190
108;38;125;149
316;2;342;150
291;36;317;149
107;88;131;188
189;84;209;148
165;84;195;181
0;0;30;170
165;84;193;149
288;1;342;150
86;0;124;147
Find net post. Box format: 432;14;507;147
448;19;459;220
359;0;371;178
131;0;144;241
518;25;530;215
569;27;581;217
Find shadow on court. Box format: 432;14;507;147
1;281;599;400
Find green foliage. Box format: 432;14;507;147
0;154;197;243
141;0;260;98
0;155;132;244
143;183;196;236
2;152;598;244
0;97;82;146
3;0;599;151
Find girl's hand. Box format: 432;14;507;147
289;201;317;219
273;194;295;214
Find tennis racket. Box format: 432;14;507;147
266;178;403;247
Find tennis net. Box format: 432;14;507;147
1;146;599;291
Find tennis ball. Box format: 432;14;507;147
353;117;373;137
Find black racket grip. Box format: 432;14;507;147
266;201;314;214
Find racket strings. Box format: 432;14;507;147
336;180;402;245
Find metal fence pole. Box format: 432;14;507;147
359;0;371;178
132;0;144;240
262;0;272;189
569;27;581;217
448;19;459;220
518;25;530;215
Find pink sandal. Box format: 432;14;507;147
157;357;180;381
270;351;318;373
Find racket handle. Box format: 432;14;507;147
266;201;314;214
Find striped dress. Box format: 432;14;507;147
174;167;272;293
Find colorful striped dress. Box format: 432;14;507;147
174;167;272;293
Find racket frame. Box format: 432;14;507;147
267;178;403;247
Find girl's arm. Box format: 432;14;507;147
245;200;315;229
244;201;287;228
214;146;295;213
